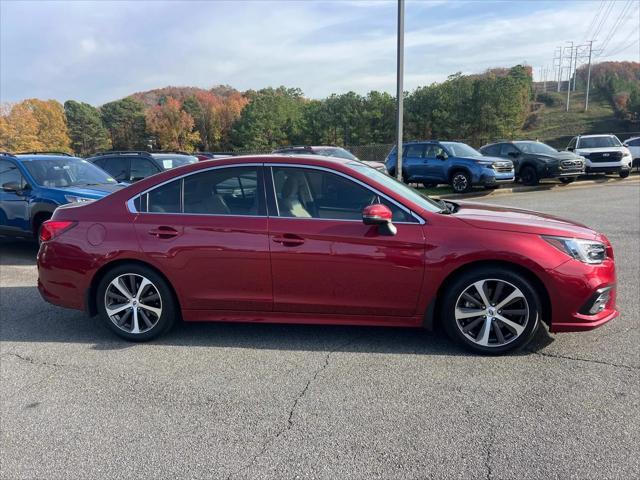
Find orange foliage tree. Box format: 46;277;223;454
146;97;199;151
0;99;71;153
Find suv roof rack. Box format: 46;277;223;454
0;151;16;158
151;150;193;155
93;150;152;157
17;151;73;156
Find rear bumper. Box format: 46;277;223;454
546;258;618;333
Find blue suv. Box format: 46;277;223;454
0;152;123;241
385;141;514;193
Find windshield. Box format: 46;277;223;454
514;141;559;155
152;154;199;169
315;147;359;161
440;142;482;158
348;162;444;214
578;136;622;149
22;157;117;187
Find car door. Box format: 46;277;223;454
0;159;30;234
133;164;272;312
402;144;427;179
424;143;449;182
267;165;425;317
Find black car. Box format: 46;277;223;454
87;151;198;184
480;141;585;185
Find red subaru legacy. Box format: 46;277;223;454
37;155;618;354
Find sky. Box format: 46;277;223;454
1;0;639;106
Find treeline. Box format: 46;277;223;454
0;64;578;155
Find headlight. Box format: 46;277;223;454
542;236;606;264
622;152;631;157
64;195;95;204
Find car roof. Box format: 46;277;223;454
14;154;84;161
151;153;198;158
578;134;616;138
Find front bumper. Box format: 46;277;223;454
546;258;618;333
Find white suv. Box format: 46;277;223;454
567;134;632;178
623;136;640;169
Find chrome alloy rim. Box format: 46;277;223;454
452;174;468;192
104;274;162;334
454;279;529;347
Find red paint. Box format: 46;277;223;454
37;155;618;334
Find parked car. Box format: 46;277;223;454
87;151;198;184
195;152;238;161
479;140;585;186
385;141;514;193
37;154;617;354
0;152;122;241
566;134;632;178
272;146;387;174
622;136;640;169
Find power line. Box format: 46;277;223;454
592;0;616;41
598;0;636;57
584;0;607;41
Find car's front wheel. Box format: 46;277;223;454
520;166;539;186
96;264;177;341
619;169;630;178
442;267;540;354
450;171;472;193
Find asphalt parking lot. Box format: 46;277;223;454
1;181;639;479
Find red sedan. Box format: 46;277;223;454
37;155;618;354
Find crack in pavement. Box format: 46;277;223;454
226;335;361;480
3;351;67;368
529;350;639;371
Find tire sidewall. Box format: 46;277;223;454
96;264;177;341
520;166;538;186
451;172;471;193
442;267;540;355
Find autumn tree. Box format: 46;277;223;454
100;98;148;150
64;100;111;155
0;99;71;153
146;97;199;151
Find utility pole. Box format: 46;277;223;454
585;40;594;111
556;46;563;92
572;45;579;91
395;0;405;182
566;41;573;112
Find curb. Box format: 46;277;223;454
435;175;640;200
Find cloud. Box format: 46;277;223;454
0;0;637;105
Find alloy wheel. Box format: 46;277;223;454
454;278;529;348
452;174;468;192
104;274;162;334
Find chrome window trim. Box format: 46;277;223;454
126;161;426;225
266;163;425;225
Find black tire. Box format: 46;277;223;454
441;266;541;355
520;166;539;186
559;177;576;184
422;182;437;188
619;169;630;179
450;171;472;193
96;263;178;341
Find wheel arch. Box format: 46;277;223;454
448;166;472;182
86;258;182;317
426;259;552;330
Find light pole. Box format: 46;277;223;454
395;0;405;182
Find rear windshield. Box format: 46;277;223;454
578;136;622;149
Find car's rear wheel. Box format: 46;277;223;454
442;267;540;354
450;171;472;193
559;177;576;184
96;264;177;341
520;166;539;186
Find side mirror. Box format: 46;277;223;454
2;181;25;193
623;143;628;147
362;204;396;236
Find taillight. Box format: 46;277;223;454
39;220;77;242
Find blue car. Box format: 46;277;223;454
0;152;123;241
385;141;515;193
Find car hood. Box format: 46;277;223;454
575;146;627;154
461;155;512;165
529;151;583;161
453;201;598;239
46;183;125;198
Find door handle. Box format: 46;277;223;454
148;226;180;239
273;234;305;247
